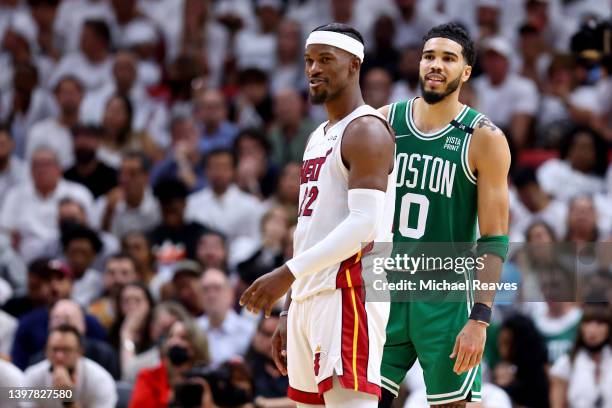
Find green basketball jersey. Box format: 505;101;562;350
388;97;484;245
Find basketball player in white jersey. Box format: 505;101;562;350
240;23;396;408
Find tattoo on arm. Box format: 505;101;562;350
476;116;497;132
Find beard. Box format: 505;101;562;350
309;89;329;105
419;73;462;104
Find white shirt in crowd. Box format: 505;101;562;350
72;268;103;307
51;52;114;92
0;359;25;408
186;184;264;243
0;309;17;356
54;0;114;55
26;118;75;170
508;188;568;241
197;309;257;366
94;188;161;237
0;156;27;209
473;73;539;130
551;346;612;408
0;179;94;263
24;357;117;408
537;159;606;201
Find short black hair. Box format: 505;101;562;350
83;19;111;47
49;323;84;347
312;23;364;46
559;125;608;176
423;22;476;66
234;127;271;156
238;68;268;86
153;178;190;204
61;223;103;254
123;150;152;173
205;148;235;167
0;123;12;138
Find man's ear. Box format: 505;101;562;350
350;57;361;75
462;65;472;83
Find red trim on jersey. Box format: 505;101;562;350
335;242;374;289
287;386;325;405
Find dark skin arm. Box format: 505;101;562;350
239;115;394;317
450;116;510;375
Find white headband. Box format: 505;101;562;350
305;30;364;62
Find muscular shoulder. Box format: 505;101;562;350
342;114;395;171
469;116;511;172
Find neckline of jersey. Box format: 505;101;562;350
323;104;371;135
406;97;469;139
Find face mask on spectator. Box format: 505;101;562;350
167;345;190;366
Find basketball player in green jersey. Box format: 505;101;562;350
377;23;511;407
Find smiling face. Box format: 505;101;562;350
419;37;471;104
304;43;359;105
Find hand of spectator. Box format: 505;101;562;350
52;365;75;389
106;187;124;210
449;319;487;374
237;156;262;194
121;301;149;340
240;265;295;318
493;362;517;387
271;315;288;376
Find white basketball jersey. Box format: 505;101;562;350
291;104;396;301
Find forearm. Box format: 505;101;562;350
286;189;383;279
473;251;504;307
283;289;292;311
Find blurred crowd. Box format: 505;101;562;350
0;0;609;407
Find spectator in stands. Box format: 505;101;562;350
98;94;163;168
392;0;443;50
150;178;209;261
565;195;600;245
163;260;205;318
2;257;56;319
122;301;191;382
64;124;118;198
524;0;577;52
52;19;113;92
186;149;264;246
61;223;104;306
247;311;292;405
363;67;393;109
89;252;139;329
494;314;549;407
265;161;300;224
234;0;282;72
26;75;83;169
234;128;279;199
362;15;399;78
390;44;421;103
237;206;289;289
1;62;56;158
150;115;205;192
0;230;27;297
550;304;612;408
510;167;567;241
473;36;538;148
232;68;274;129
30;299;119;379
121;231;158;284
40;197;119;272
516;23;550;90
0;125;26;208
270;19;304;94
537;126;608;201
28;0;61;63
197;267;255;365
97;150;161;237
0;147;94;263
129;319;209;407
110;282;154;377
268;88;315;167
11;259;107;370
195;230;229;272
25;324;117;407
193;89;239;156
